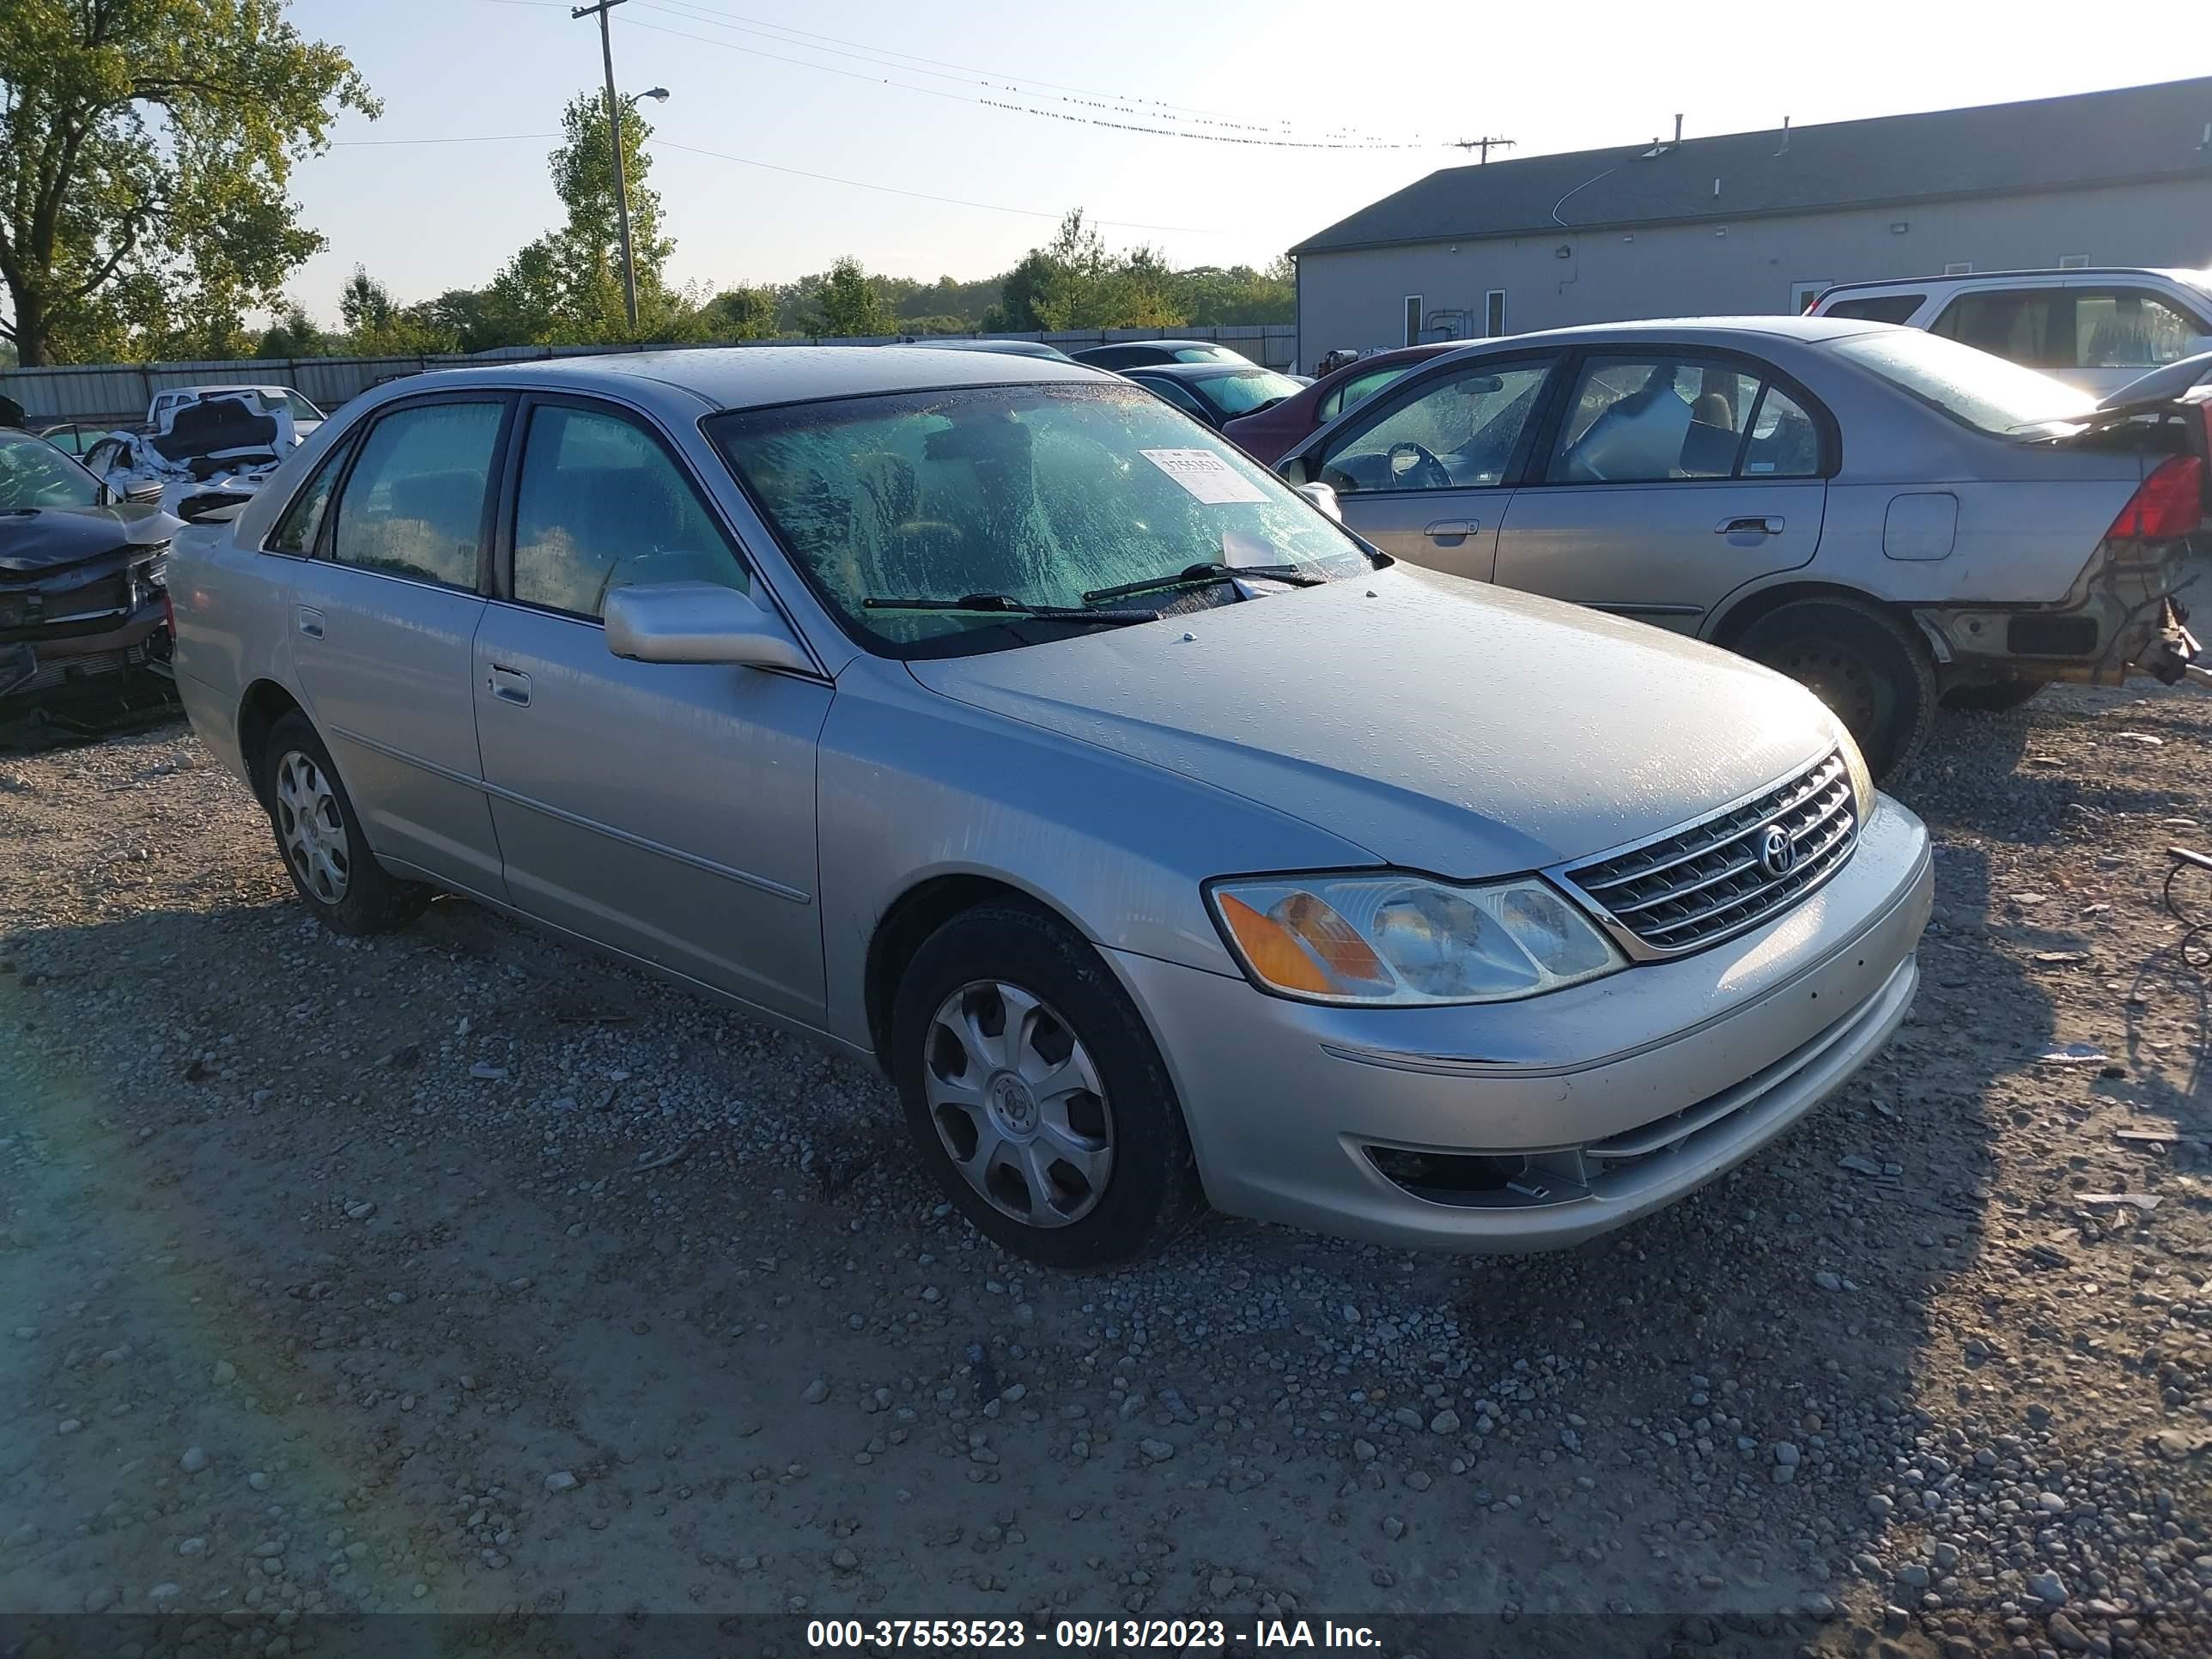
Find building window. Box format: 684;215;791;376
1485;289;1507;337
1790;280;1832;314
1403;295;1423;347
1943;262;1974;276
2058;254;2091;269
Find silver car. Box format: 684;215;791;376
170;348;1933;1267
1279;317;2208;775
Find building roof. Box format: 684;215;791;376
1293;76;2212;256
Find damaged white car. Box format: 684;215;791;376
85;394;300;521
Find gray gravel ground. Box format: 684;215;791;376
2;679;2210;1658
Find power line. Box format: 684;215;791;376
624;12;1431;149
645;137;1221;234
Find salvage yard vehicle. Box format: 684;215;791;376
146;383;325;441
1068;339;1255;370
1121;362;1308;434
0;428;176;716
170;347;1931;1267
1278;316;2209;774
1808;267;2212;396
1223;343;1461;465
87;394;297;520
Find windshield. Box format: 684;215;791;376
278;391;325;421
1198;369;1304;416
1829;328;2097;434
709;382;1366;655
0;429;101;510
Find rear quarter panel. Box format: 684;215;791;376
169;516;301;786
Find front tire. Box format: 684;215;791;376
890;900;1205;1268
259;712;428;936
1735;598;1936;779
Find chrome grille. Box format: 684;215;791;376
1563;752;1857;957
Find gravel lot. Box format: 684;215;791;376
3;678;2210;1657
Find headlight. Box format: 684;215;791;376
1826;719;1878;825
1207;872;1626;1006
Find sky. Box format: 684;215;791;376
278;0;2212;317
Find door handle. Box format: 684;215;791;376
295;605;324;640
1715;515;1784;536
1424;519;1479;540
488;663;532;707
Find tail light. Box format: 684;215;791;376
2106;454;2205;541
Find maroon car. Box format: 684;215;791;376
1222;343;1462;463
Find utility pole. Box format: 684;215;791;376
573;0;639;331
1451;135;1517;164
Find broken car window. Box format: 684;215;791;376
0;429;100;511
710;382;1364;653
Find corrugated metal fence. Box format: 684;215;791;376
1;325;1298;428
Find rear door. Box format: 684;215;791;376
471;393;833;1022
1492;349;1829;633
286;393;512;897
1296;351;1561;581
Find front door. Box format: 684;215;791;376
286;395;512;896
471;396;833;1023
1493;352;1827;633
1302;353;1559;581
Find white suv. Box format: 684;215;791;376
1809;268;2212;396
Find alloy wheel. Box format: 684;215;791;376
922;979;1115;1228
273;749;350;905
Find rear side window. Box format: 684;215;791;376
1547;356;1821;483
267;441;351;555
2073;290;2203;370
327;401;502;588
510;404;748;618
1821;294;1925;325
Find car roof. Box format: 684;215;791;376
1429;315;1886;352
1124;362;1284;382
1820;266;2212;295
355;346;1113;416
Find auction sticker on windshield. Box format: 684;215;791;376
1139;447;1269;505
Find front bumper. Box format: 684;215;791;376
1111;799;1933;1252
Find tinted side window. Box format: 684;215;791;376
267;441;352;555
1317;361;1552;494
1930;290;2064;366
511;404;748;618
328;402;501;588
1822;295;1925;325
2074;289;2202;369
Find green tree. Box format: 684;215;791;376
812;257;886;337
704;284;780;340
0;0;377;365
338;264;394;337
256;302;325;359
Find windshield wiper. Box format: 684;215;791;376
861;593;1161;624
1081;562;1327;604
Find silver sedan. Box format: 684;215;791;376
1278;317;2207;776
169;347;1931;1267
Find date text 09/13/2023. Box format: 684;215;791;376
805;1618;1382;1649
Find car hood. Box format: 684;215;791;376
0;502;179;575
906;566;1838;874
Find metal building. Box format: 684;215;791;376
1291;76;2212;363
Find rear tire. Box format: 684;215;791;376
1735;598;1936;779
890;900;1205;1269
259;712;428;936
1943;676;2049;714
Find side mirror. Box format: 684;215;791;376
1292;480;1341;522
1277;454;1311;485
603;581;814;672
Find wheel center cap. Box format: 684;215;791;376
988;1072;1038;1133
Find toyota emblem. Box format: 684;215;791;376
1756;823;1798;880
